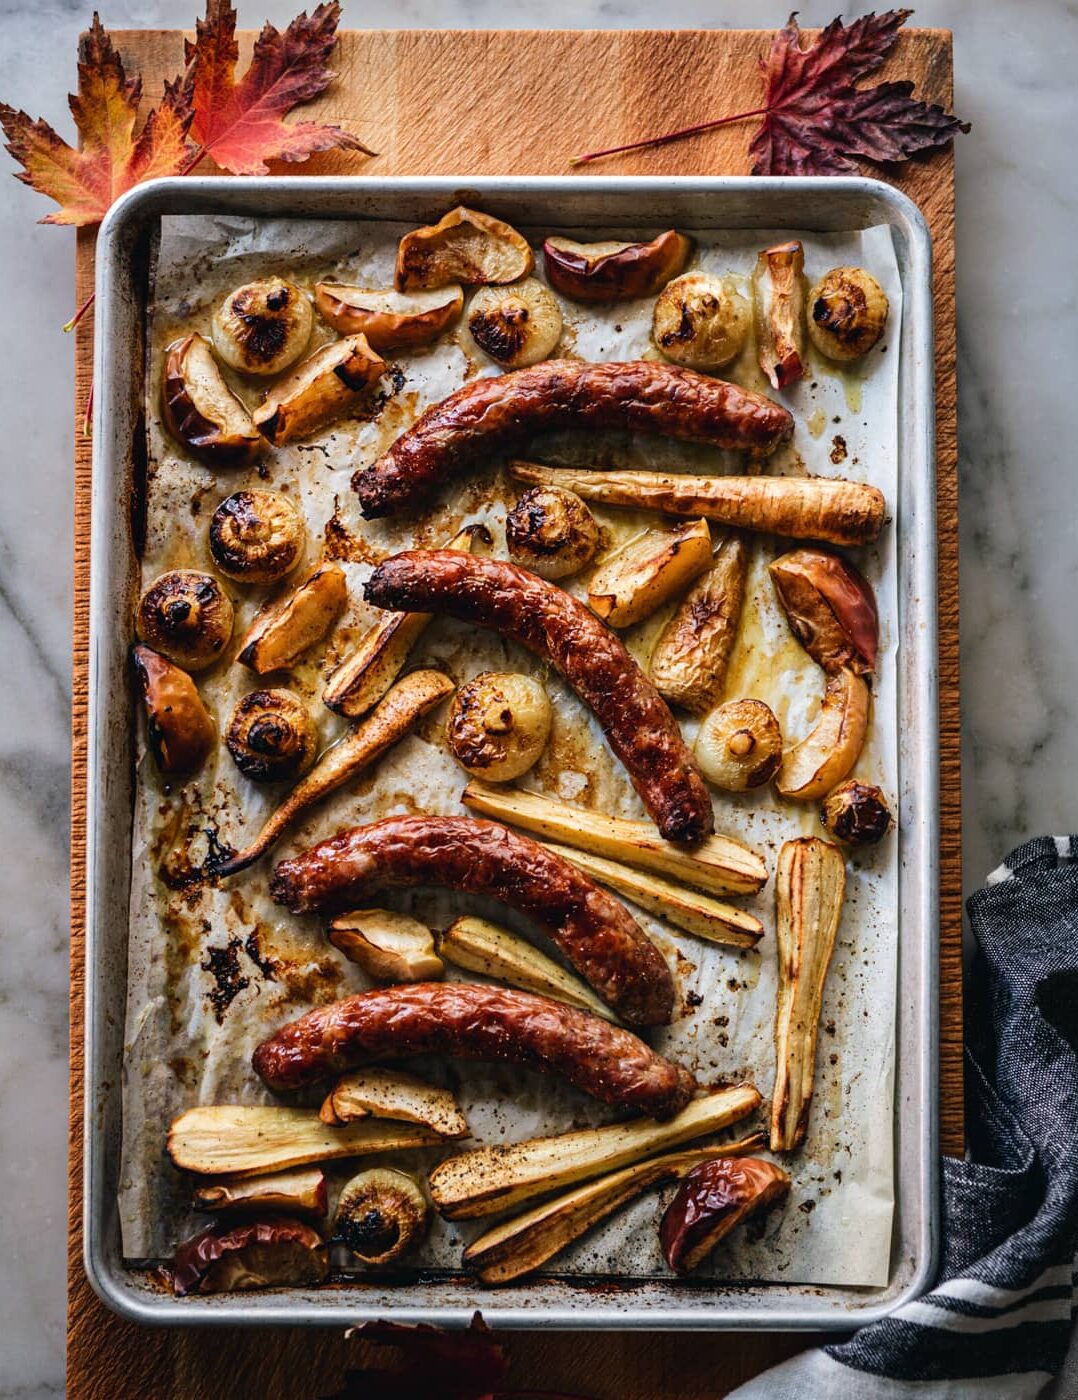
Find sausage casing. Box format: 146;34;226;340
252;982;696;1119
270;814;675;1026
352;359;794;517
364;552;715;845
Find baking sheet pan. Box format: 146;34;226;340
85;175;938;1329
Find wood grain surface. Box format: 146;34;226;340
68;27;961;1398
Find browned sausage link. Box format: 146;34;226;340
252;982;696;1118
351;360;794;517
270;815;675;1027
364;553;715;845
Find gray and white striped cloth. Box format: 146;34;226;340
732;835;1078;1399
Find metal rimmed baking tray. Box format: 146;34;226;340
85;174;938;1329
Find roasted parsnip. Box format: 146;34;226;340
648;534;748;715
587;519;713;628
323;523;486;718
753;240;807;390
320;1067;468;1138
428;1084;761;1220
770;838;845;1152
439;915;617;1020
238;563;348;675
543;843;763;949
508;463;886;548
327;908;445;982
774;668;869;801
193;1166;328;1216
167;1105;443;1177
462;782;767;897
213;669;454;876
464;1135;765;1284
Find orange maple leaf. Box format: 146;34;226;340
183;0;372;175
0;14;193;227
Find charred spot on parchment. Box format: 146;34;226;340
201;937;250;1022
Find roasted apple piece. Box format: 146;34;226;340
652;272;751;370
193;1166;328;1216
660;1157;791;1274
752;240;807;391
327;908;445;982
213;670;455;877
226;689;318;783
695;698;783;792
543;230;692;303
136;570;233;672
333;1168;429;1265
320;1067;467;1137
161;334;264;468
132;644;215;776
771;836;845;1151
467;277;562;368
238;562;347;674
649;534;747;715
439;915;615;1020
807;266;889;361
211;278;313;376
314;282;464;350
209;489;306;585
504;484;600;580
821;779;893;845
171;1216;328;1295
775;667;869;801
253;335;386;446
769;548;878;676
587;519;713;628
429;1085;761;1221
323;522;486;719
395;206;533;291
446;671;552;782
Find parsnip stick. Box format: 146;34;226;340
543;842;762;948
462;781;767;896
771;838;846;1152
168;1105;442;1177
214;670;454;877
324;522;486;717
508;462;885;547
464;1133;765;1284
439;915;618;1020
428;1084;761;1220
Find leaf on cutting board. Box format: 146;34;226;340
183;0;373;175
750;10;971;175
0;14;193;226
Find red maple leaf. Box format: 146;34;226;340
572;9;969;174
183;0;373;175
0;14;192;226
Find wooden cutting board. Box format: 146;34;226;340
69;26;962;1397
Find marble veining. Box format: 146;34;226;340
0;2;1074;1395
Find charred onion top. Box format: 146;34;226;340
136;570;233;671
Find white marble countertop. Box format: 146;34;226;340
0;3;1074;1395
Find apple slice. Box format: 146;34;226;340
543;231;692;303
193;1166;328;1216
775;667;870;801
253;335;386;445
327;909;445;983
238;563;348;675
171;1216;328;1294
587;518;713;628
321;1067;468;1138
131;644;214;776
395;207;533;291
660;1156;791;1273
315;282;464;350
161;334;264;467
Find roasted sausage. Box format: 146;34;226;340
364;552;715;845
352;359;794;517
253;982;696;1118
271;815;675;1026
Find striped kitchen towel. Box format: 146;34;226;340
731;835;1078;1399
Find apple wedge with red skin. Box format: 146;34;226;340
768;547;879;677
543;230;692;303
660;1156;791;1274
161;334;265;468
170;1215;328;1295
